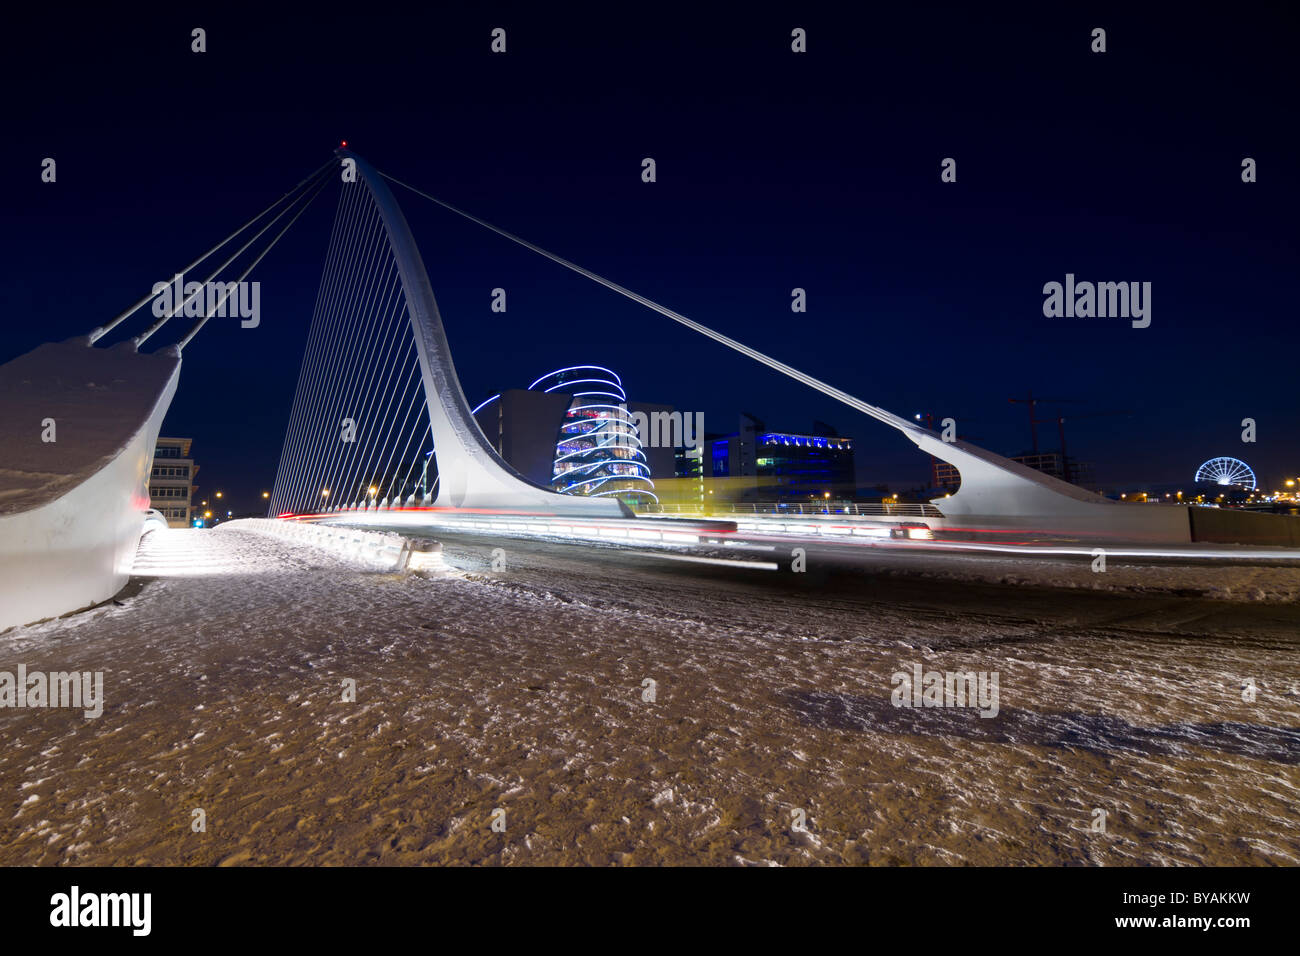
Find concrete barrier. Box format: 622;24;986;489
1188;507;1300;547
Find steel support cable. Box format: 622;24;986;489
279;182;375;513
338;304;417;508
274;186;353;515
395;427;433;504
316;245;406;509
327;188;423;509
278;186;362;516
313;254;395;508
89;158;334;345
372;361;427;503
345;345;414;506
312;202;400;503
278;182;359;503
348;350;417;507
384;388;432;501
381;172;916;434
174;174;332;351
322;197;408;509
286;191;382;512
396;421;433;502
290;197;389;511
332;275;411;506
271;184;353;515
138;164;334;348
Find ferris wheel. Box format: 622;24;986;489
1194;457;1256;490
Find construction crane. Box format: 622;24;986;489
1036;409;1134;482
1011;392;1133;483
1008;391;1084;454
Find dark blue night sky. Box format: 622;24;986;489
4;5;1296;512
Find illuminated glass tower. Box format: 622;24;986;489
527;366;657;507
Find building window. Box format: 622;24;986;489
150;487;190;499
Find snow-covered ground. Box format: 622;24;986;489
0;522;1297;865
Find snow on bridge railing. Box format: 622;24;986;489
229;519;443;571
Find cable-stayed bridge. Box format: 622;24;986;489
267;149;1190;541
0;147;1198;629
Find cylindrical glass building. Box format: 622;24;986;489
527;366;657;507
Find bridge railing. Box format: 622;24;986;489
638;500;944;518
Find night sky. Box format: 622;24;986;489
4;6;1296;513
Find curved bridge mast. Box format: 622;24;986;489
340;149;628;516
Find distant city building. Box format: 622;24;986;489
666;445;706;509
149;437;198;527
473;396;855;509
674;445;703;481
703;414;855;501
1018;451;1094;487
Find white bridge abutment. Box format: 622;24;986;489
907;430;1192;543
0;338;182;630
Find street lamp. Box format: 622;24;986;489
262;491;270;498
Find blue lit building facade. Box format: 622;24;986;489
705;414;855;500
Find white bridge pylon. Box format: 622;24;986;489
347;152;628;516
270;152;628;519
